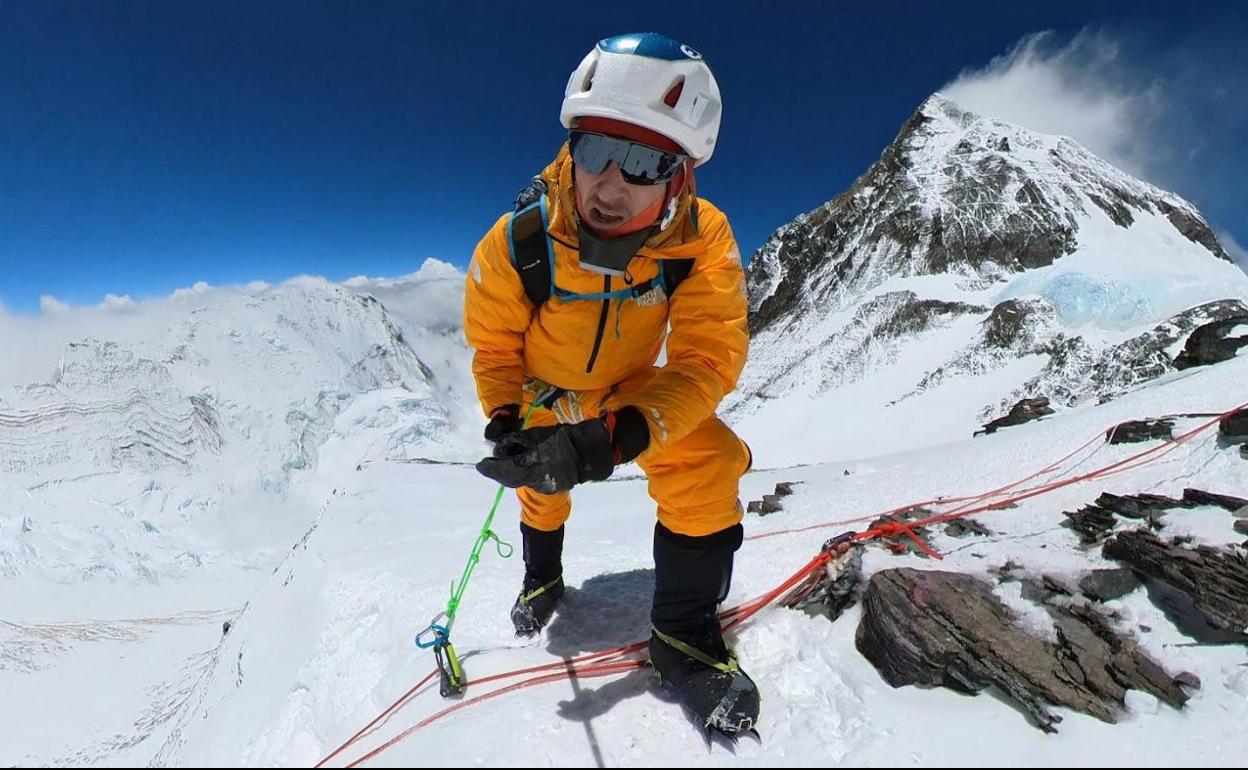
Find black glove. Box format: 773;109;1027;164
476;417;616;494
484;404;522;444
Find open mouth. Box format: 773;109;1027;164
589;207;624;226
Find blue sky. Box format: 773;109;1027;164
2;1;1245;312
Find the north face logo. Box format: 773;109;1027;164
634;285;668;307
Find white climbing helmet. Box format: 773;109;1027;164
560;32;723;166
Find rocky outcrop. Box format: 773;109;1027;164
976;397;1055;436
1174;315;1248;369
1103;530;1248;642
1221;408;1248;445
1078;569;1142;602
1106;418;1174;445
746;481;801;516
856;568;1196;733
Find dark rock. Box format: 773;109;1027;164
1139;576;1248;645
944;518;991;538
780;541;864;621
1051;601;1196;700
1174;316;1248;369
1017;574;1074;603
1063;505;1120;545
1088;193;1134;228
774;482;797;497
1103;529;1248;640
1234;520;1248;537
1045;574;1075;595
1182;488;1248;512
856;568;1194;733
1096;492;1188;520
1136;493;1193;509
1019;578;1050;603
748;496;783;516
1079;569;1142;602
1105;419;1174;445
981;299;1042;349
1063;493;1194;544
876;296;991;340
1174;671;1202;689
991;560;1025;582
1219;408;1248;444
1155;199;1232;261
977;397;1055;436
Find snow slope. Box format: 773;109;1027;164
5;268;1243;766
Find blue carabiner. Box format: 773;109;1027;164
415;612;451;650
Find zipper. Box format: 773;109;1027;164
585;275;611;373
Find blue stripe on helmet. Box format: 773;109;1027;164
597;33;701;62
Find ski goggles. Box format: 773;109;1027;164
569;131;688;186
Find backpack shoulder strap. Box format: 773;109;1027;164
660;195;697;297
661;258;695;297
507;178;552;307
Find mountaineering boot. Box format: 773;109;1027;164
510;522;565;637
649;626;760;738
511;576;564;637
649;521;760;737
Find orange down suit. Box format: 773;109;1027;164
463;145;751;537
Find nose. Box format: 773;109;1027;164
594;162;630;197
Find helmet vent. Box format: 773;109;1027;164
663;77;685;108
581;61;598;92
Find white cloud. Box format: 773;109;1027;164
412;257;463;282
342;259;464;292
40;295;71;314
282;274;336;291
101;293;137;311
1220;230;1248;273
940;30;1162;180
171;281;213;301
